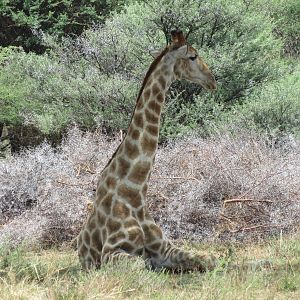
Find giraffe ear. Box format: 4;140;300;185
174;45;188;58
149;49;163;58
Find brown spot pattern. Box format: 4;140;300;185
158;76;166;89
130;128;140;140
149;224;163;239
152;83;160;95
79;244;88;257
141;134;157;155
148;100;161;115
106;218;121;233
88;217;96;231
128;161;150;184
109;231;126;245
97;211;106;226
146;124;159;136
117;157;130;178
96;186;107;203
157;93;164;103
145;109;159;123
106;176;117;189
109;159;116;172
143;89;151;102
136;99;144;110
89;248;100;262
124;140;139;159
149;242;161;251
118;184;141;208
91;228;102;249
143;223;163;243
84;231;90;245
121;242;135;252
142;184;148;197
128;227;143;242
124;218;140;228
134;113;144;128
137;208;144;221
112;200;130;219
100;193;113;214
102;228;107;241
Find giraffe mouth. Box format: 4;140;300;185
204;81;217;91
193;78;217;91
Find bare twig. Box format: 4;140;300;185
108;288;136;297
223;198;273;207
231;224;282;233
152;176;200;182
56;179;92;187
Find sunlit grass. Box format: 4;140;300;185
0;233;299;299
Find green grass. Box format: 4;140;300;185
0;234;299;299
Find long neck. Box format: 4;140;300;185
108;54;175;209
125;55;174;161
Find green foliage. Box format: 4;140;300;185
0;0;297;143
144;0;281;100
0;47;34;125
0;0;128;53
265;0;300;57
160;92;224;140
217;65;300;138
0;247;47;283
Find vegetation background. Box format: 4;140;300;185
0;0;299;298
0;0;299;147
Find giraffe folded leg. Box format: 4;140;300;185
143;222;217;272
101;247;146;267
146;241;217;272
101;249;133;264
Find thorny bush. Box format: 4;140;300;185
0;127;299;248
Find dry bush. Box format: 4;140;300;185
0;127;119;248
151;132;300;242
0;127;299;248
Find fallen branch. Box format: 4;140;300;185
56;179;92;187
152;176;200;182
231;224;282;233
219;213;237;224
108;288;136;296
223;198;273;207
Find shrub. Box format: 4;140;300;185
0;0;284;144
0;0;128;53
266;0;300;57
216;64;300;139
0;127;299;248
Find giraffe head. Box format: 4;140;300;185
152;29;217;90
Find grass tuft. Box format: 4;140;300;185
0;234;299;299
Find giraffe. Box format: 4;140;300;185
77;29;217;272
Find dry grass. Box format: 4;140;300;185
0;127;299;248
0;233;299;299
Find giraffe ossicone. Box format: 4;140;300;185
77;29;217;271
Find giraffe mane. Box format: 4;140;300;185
100;47;170;173
136;46;169;103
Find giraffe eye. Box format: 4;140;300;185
189;55;197;61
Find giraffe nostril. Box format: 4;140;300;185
207;80;217;91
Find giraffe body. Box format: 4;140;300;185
77;30;217;271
